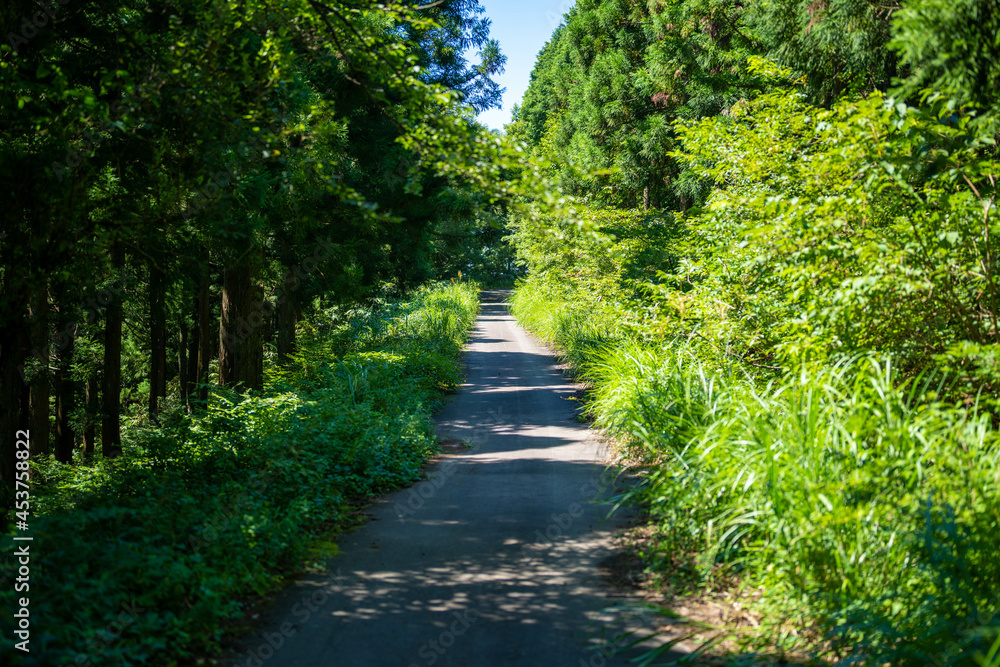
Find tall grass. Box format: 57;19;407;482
509;277;626;368
512;277;1000;665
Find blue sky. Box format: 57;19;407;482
475;0;575;131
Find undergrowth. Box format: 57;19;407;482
512;276;1000;666
0;281;479;667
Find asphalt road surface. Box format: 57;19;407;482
219;290;668;667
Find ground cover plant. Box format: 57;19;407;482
0;281;478;667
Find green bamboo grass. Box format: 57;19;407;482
513;277;1000;665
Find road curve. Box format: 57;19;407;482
219;290;648;667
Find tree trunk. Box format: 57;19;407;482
102;254;124;457
186;319;199;411
0;321;28;495
49;278;80;463
178;318;189;408
54;308;77;463
187;319;199;399
195;258;212;406
219;254;263;391
642;186;650;211
276;290;298;363
83;373;98;459
148;263;167;419
28;285;50;456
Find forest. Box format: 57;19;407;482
1;0;999;664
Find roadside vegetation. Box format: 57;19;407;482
0;281;478;666
509;0;1000;663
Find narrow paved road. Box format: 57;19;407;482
221;291;659;667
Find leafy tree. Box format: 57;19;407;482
510;0;764;209
747;0;900;103
402;0;507;112
890;0;1000;131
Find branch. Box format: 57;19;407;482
128;242;166;273
379;0;448;12
691;330;783;371
304;0;434;159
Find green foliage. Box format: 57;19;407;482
631;354;1000;664
0;282;479;666
890;0;1000;131
510;276;624;369
429;204;523;287
670;83;1000;381
515;278;1000;661
507;204;686;368
746;0;899;103
401;0;507;112
509;0;763;209
510;0;1000;660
